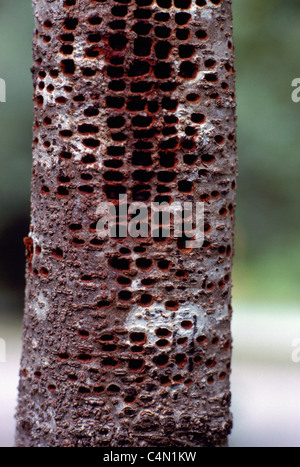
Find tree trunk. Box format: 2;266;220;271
16;0;236;447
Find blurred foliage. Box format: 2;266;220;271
0;0;299;311
232;0;300;301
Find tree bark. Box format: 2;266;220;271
16;0;237;447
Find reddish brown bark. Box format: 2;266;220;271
16;0;236;447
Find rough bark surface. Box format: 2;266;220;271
16;0;237;447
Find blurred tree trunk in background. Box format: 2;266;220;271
16;0;237;447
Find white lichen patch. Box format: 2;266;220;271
32;291;49;321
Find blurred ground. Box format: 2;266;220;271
1;302;299;448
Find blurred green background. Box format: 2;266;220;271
0;0;299;314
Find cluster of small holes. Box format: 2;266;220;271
26;0;236;421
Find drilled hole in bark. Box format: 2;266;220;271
52;247;64;259
155;328;171;338
109;257;130;271
134;38;152;56
61;44;73;55
41;186;50;195
177;337;188;346
43;20;53;29
175;269;188;279
140;293;153;306
102;348;116;362
89;15;102;25
176;28;190;41
35;95;43;106
178;180;193;193
141;278;156;287
215;135;225;144
132;21;151;36
82;67;97;77
61;59;76;74
205;58;217;68
137;0;153;5
71;238;85;246
82;154;96;164
175;12;191;25
155;12;169;21
55;96;68;105
219;207;227;216
118;290;133;301
162;97;178;111
178;44;195;59
136;258;153;270
179;61;198;79
77;353;93;363
181;320;193;329
156;339;170;348
85;47;101;58
81;274;93;283
58;353;70;361
134;9;151;19
60;33;74;42
88;33;101;43
154;26;171;39
128;60;150;77
102;357;119;368
130;332;146;344
128;359;145;372
109;34;128;51
112;5;128;16
107;384;120;393
153;354;169;367
40;267;49;277
196;29;208;40
107;146;126;156
205;73;218;82
131;345;144;354
206;359;216;368
82;138;100;148
94;386;105;393
97;300;111;309
156;0;172;8
124;395;136;404
196;335;207;345
175;353;187;367
60;129;73;138
73;94;85;102
106;96;125;109
173;374;184;383
165;300;179;311
109;19;126;30
107;116;126;129
132;151;152;166
201;154;215;164
104;185;126;199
